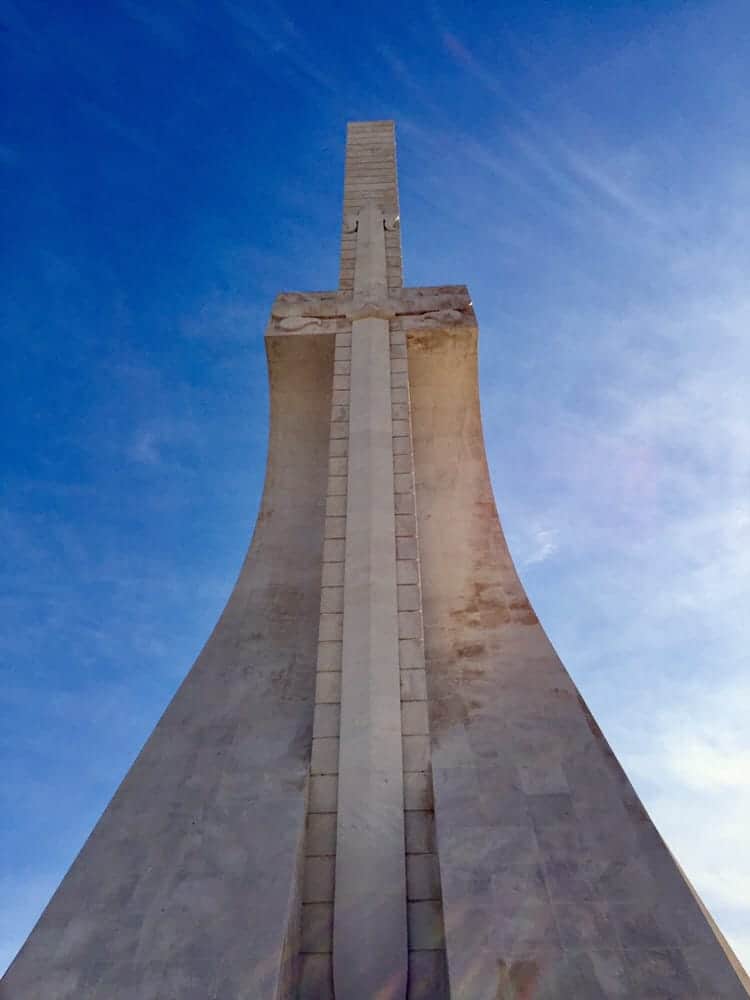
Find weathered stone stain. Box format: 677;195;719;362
455;640;486;659
496;958;539;1000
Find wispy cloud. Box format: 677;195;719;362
623;672;750;946
222;0;339;97
0;144;20;167
179;296;268;341
128;427;164;465
116;0;189;50
520;524;560;567
76;98;162;157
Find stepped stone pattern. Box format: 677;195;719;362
3;120;748;1000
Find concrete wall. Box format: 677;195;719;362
1;333;334;1000
409;321;749;999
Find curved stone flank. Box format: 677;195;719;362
408;320;750;999
1;333;335;998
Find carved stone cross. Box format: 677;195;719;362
268;282;473;337
265;125;475;999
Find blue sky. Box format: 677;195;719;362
2;0;749;974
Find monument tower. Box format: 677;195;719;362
3;121;748;999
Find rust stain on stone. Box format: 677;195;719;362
449;579;539;631
430;692;470;730
507;592;539;626
496;958;539;999
455;641;486;659
461;664;486;683
576;691;615;754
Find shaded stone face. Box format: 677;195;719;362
3;120;748;1000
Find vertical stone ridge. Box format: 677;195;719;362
334;315;408;999
298;329;351;1000
332;183;407;998
391;321;449;998
340;120;403;293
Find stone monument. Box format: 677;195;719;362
3;121;748;999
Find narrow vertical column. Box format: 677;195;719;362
298;330;351;1000
333;202;408;998
391;324;449;999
